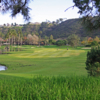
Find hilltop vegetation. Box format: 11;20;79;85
1;18;100;39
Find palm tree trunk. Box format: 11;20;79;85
14;36;15;51
18;34;20;51
21;37;22;46
12;36;13;51
9;35;10;52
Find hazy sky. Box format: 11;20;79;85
0;0;80;25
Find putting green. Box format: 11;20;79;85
9;48;85;58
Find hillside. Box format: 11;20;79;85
0;18;100;39
44;18;100;39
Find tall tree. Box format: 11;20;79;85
11;29;17;51
7;28;12;51
59;18;63;23
56;19;60;25
20;33;23;46
44;36;48;45
67;34;80;47
18;28;22;51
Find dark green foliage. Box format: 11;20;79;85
49;39;53;44
91;41;98;46
56;40;67;46
49;39;56;45
56;40;63;46
86;46;100;76
63;40;68;45
52;40;56;45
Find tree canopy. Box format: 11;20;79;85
0;0;31;21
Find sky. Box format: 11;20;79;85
0;0;80;25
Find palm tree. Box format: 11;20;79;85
20;33;23;46
5;33;9;52
7;28;12;52
18;28;22;51
11;29;17;51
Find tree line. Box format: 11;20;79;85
1;29;100;49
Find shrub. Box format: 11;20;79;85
56;40;67;46
56;40;64;46
85;46;100;76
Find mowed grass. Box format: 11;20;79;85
0;45;87;77
9;48;85;58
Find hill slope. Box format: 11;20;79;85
44;18;100;39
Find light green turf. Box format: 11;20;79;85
0;45;88;78
9;48;85;58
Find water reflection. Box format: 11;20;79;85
0;65;7;71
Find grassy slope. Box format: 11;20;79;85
0;45;88;77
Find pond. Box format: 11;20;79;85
0;65;7;71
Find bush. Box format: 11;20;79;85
56;40;67;46
56;40;64;46
85;46;100;76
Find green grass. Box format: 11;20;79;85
0;45;87;77
0;75;100;100
0;45;98;99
